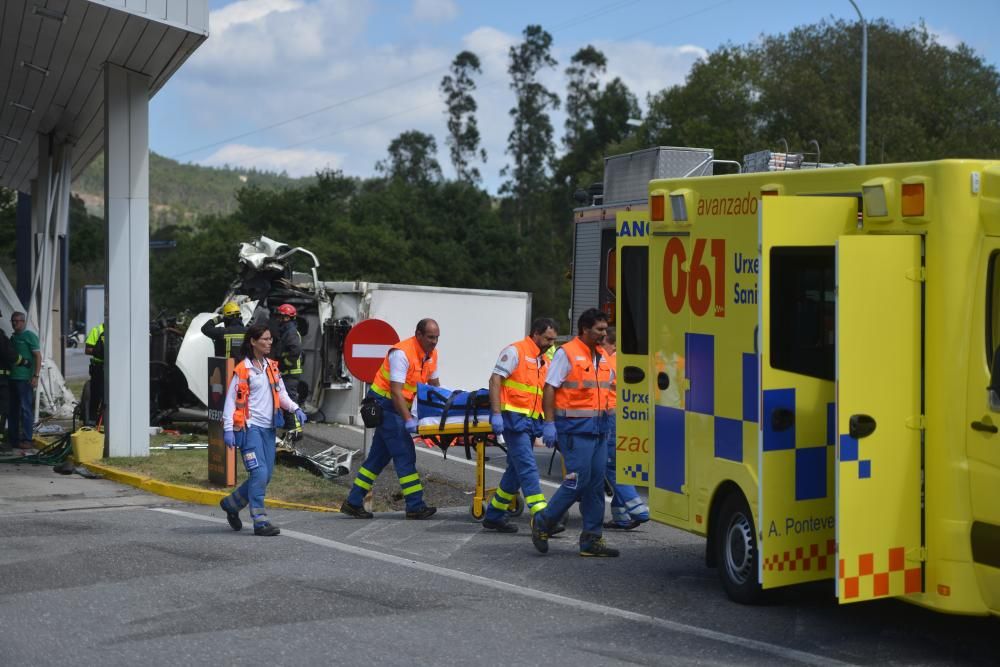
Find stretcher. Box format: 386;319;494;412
416;422;523;520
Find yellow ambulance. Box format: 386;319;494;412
615;156;1000;615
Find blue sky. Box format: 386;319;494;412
150;0;1000;193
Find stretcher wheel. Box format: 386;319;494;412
471;500;486;520
508;494;525;518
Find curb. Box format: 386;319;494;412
83;462;337;513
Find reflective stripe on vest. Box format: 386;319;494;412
232;359;282;431
553;337;611;420
500;337;547;419
370;336;438;404
224;333;244;359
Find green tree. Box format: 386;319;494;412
440;51;487;183
501;25;560;208
376;131;443;185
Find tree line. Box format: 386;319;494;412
2;18;999;328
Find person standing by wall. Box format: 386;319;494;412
530;308;618;557
602;327;650;530
340;318;441;520
219;324;306;536
84;322;105;424
8;312;41;450
481;317;559;533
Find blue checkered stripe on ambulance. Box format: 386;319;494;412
653;333;834;501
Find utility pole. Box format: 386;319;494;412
848;0;868;165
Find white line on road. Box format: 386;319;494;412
152;507;850;667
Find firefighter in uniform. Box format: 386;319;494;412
482;317;559;533
84;322;106;424
340;318;440;520
275;303;304;439
530;308;619;557
201;301;246;360
219;323;306;536
602;327;650;529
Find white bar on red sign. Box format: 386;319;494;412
353;344;392;358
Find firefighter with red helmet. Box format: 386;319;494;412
275;303;305;438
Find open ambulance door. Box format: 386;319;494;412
615;211;652;487
758;197;856;590
836;234;923;603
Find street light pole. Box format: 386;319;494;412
848;0;867;165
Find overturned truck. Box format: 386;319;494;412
169;236;532;427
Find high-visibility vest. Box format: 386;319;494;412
553;337;612;419
232;358;283;431
371;336;438;405
603;349;617;411
500;337;547;419
280;329;303;375
86;324;105;364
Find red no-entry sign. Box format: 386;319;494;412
343;318;400;383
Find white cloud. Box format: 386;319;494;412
411;0;457;23
925;23;962;50
598;41;707;107
200;144;345;177
165;4;707;192
210;0;304;34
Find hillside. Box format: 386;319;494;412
72;152;313;228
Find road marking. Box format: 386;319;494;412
152;507;850;666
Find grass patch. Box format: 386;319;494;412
65;377;86;401
103;449;350;507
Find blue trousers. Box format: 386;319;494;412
484;424;547;522
536;431;606;537
606;423;649;525
7;379;33;444
223;425;276;526
347;399;426;511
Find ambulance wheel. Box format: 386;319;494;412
508;494;525;518
714;492;763;604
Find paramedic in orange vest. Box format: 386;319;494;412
531;308;619;557
340;318;440;520
602;326;650;529
219;324;306;536
481;317;559;533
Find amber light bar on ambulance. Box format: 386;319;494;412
650;193;665;221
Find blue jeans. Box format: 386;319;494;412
223;425;276;526
484;420;547;522
347;395;426;512
7;379;33;444
536;431;607;538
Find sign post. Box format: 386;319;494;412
343;319;399;461
207;357;236;486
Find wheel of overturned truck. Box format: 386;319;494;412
714;491;763;604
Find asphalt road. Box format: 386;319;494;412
1;464;996;667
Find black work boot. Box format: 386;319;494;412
220;498;242;531
482;518;518;533
253;522;280;537
530;515;550;554
579;532;619;557
603;519;641;530
340;501;374;519
405;505;437;520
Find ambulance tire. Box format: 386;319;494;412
714;492;763;605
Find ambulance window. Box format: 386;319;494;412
619;246;649;355
987;251;1000;363
769;247;835;381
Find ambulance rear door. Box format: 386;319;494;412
616;211;652;487
758;196;856;589
836;234;923;603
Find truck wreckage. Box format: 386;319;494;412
155;236;532;478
